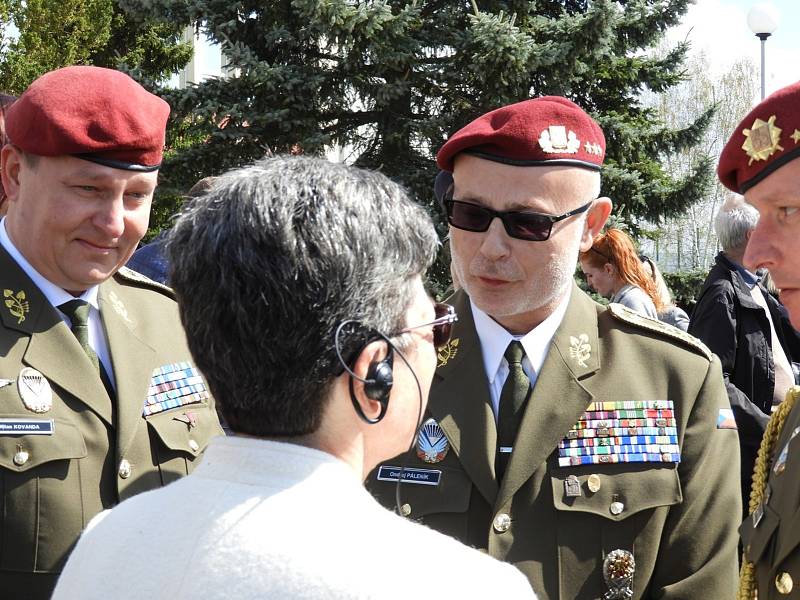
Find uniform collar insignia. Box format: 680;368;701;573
742;115;783;165
107;290;131;323
437;337;459;368
569;333;591;368
3;289;30;324
539;125;580;154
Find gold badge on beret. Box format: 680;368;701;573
742;115;783;165
539;125;580;154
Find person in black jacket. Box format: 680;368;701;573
689;194;800;511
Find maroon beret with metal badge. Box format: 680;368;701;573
5;65;170;172
718;80;800;193
436;96;606;173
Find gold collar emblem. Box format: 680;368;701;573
437;338;459;368
569;334;591;368
3;289;30;324
742;115;783;165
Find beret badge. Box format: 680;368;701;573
742;115;783;165
539;125;580;154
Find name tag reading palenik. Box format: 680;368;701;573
0;418;55;435
377;465;442;486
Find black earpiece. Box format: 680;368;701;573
364;353;394;405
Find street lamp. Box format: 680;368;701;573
747;2;780;100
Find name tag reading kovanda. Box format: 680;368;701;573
377;465;441;486
0;418;55;435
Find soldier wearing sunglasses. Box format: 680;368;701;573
369;96;740;599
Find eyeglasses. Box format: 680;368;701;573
444;196;593;242
396;302;457;349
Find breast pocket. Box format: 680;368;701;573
550;464;682;599
145;404;221;485
0;417;88;572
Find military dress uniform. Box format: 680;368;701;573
369;286;741;599
0;246;223;597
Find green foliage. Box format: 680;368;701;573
663;269;707;315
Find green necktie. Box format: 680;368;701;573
496;340;530;481
59;299;114;399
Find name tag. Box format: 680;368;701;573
0;418;54;435
377;465;441;486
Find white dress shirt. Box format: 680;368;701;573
0;217;115;388
472;293;570;419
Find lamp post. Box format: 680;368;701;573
747;3;780;100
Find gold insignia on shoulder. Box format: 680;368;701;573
539;125;580;154
569;333;591;368
437;338;459;368
107;290;131;323
742;115;783;165
608;304;713;361
3;289;30;324
792;129;800;144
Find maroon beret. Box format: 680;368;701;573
5;66;170;172
436;96;605;173
718;81;800;193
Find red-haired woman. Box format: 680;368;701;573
0;93;17;216
579;228;662;319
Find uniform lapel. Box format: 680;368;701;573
430;290;499;506
497;284;600;509
99;279;156;457
0;245;113;424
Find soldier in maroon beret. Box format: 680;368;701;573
0;66;222;599
724;81;800;600
369;97;740;599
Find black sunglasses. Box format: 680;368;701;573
396;302;457;349
444;195;593;242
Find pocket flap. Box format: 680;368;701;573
741;504;780;566
370;464;472;517
0;417;87;471
551;463;681;521
145;405;220;457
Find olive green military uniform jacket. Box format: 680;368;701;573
741;387;800;599
0;246;223;598
369;285;741;600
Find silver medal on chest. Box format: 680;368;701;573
416;418;450;464
17;367;53;413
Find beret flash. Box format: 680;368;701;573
5;65;170;172
436;96;606;173
718;80;800;193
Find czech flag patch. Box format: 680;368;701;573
717;408;737;430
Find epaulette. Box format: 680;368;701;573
114;267;175;299
608;303;713;361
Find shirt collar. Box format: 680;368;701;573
0;217;99;310
472;292;571;384
720;252;759;289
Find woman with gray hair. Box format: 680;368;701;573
53;156;536;599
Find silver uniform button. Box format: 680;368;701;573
118;459;132;479
610;501;625;515
188;439;199;452
493;513;511;533
400;503;412;517
13;450;29;466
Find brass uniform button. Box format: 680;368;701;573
400;503;412;517
610;501;625;515
188;439;199;452
493;513;511;533
587;474;601;493
13;450;29;466
118;458;132;479
776;572;794;595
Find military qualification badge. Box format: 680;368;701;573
742;115;783;165
17;367;53;413
416;418;449;464
603;549;635;600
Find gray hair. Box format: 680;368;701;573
714;194;759;252
167;155;439;437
